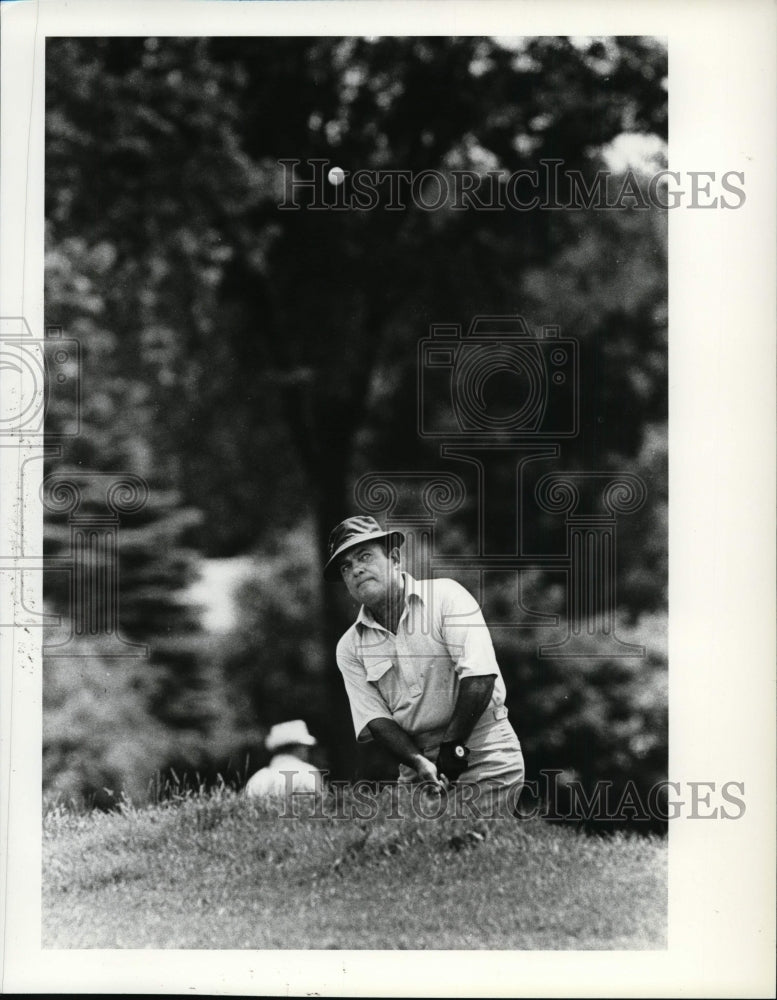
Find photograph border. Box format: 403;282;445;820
1;1;775;996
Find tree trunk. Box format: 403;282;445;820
312;469;361;780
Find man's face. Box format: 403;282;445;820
338;541;401;609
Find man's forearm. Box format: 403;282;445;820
366;717;425;768
443;675;496;744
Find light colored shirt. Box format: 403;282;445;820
244;753;323;799
336;573;507;742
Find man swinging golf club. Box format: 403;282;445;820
325;515;524;814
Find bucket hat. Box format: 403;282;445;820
266;719;317;753
323;515;405;581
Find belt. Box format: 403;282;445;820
413;703;509;754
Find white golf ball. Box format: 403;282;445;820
328;166;345;186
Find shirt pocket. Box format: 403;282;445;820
364;658;402;712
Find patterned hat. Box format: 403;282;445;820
323;515;405;581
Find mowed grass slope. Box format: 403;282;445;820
43;789;667;950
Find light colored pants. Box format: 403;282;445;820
398;705;525;802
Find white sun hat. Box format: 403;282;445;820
265;719;317;753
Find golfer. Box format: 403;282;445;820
325;515;524;811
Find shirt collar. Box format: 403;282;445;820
355;571;424;630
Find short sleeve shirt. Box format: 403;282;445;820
336;573;507;742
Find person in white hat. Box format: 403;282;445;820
324;515;524;813
244;719;323;800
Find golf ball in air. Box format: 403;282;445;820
328;166;345;186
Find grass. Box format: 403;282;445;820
42;785;667;950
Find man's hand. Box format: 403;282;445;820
410;753;444;788
368;718;446;790
436;741;471;783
